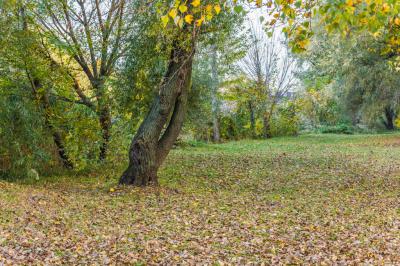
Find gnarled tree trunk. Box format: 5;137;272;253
119;44;194;186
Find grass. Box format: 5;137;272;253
1;134;400;264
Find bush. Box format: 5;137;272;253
270;101;301;137
0;94;53;179
318;123;354;134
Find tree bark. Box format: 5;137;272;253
119;44;194;186
383;106;395;130
211;45;221;143
50;126;74;169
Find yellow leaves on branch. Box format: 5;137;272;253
185;14;194;24
161;0;222;28
161;15;169;27
179;4;188;13
159;0;316;54
395;17;400;26
382;3;390;13
196;15;205;27
191;0;201;8
169;8;178;19
214;4;221;14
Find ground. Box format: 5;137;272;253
1;134;400;265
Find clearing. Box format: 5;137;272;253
1;134;400;264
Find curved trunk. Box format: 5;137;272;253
119;44;194;186
50;128;74;169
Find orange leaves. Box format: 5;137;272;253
394;17;400;26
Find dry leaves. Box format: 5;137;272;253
1;134;400;264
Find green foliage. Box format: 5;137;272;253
0;93;51;178
0;8;53;177
219;115;244;140
318;123;355;135
298;25;400;130
185;10;246;141
270;101;301;137
63;107;101;170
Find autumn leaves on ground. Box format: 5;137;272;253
1;134;400;264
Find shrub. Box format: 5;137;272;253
318;123;354;134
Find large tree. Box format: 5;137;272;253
120;0;229;185
119;0;318;185
119;33;197;185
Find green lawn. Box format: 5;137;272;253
1;134;400;264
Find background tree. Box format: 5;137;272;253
0;2;98;174
240;24;297;138
34;0;131;160
298;27;400;130
187;19;245;142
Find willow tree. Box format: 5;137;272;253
119;0;313;186
119;0;400;186
34;0;131;160
119;1;227;185
119;21;199;185
0;3;77;169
